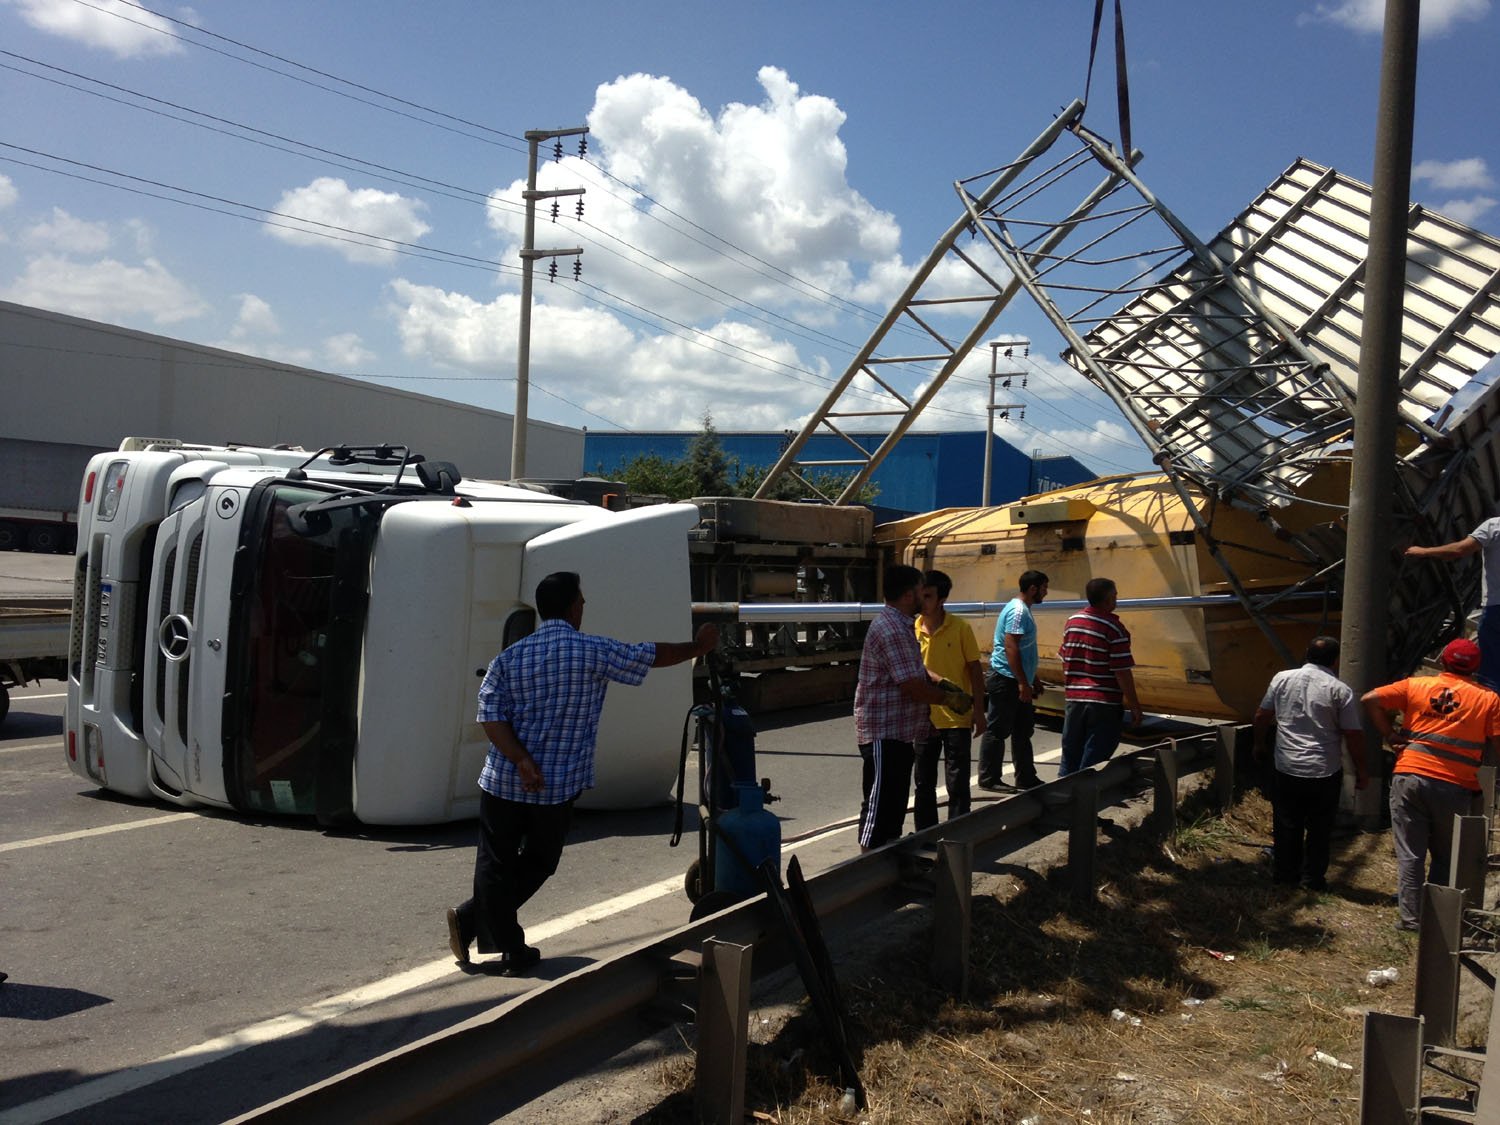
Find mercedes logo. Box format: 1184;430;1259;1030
158;614;194;663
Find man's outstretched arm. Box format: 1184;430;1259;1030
651;623;720;668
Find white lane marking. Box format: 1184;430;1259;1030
10;691;66;702
0;813;198;854
3;744;1073;1121
0;818;856;1124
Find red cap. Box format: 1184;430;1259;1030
1440;638;1481;674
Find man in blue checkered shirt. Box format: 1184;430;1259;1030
447;571;717;973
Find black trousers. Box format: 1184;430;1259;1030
858;739;914;849
457;790;576;954
1271;769;1342;889
913;727;973;830
978;673;1039;788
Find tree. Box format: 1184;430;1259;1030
685;412;733;497
609;453;697;500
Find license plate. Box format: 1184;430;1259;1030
96;581;112;666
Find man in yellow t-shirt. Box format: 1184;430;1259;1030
913;570;987;830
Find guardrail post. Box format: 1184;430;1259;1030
695;939;754;1125
1449;815;1488;910
932;839;973;999
1474;982;1500;1120
1153;741;1179;837
1070;771;1099;907
1478;764;1496;822
1358;1011;1424;1125
1414;883;1464;1049
1213;724;1236;811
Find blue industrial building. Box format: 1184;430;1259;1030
582;430;1097;516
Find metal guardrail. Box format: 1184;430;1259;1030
233;725;1238;1123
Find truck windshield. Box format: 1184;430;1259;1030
225;481;375;821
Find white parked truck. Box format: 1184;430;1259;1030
65;438;698;824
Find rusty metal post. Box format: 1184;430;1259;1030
1358;1011;1425;1125
1154;741;1179;837
931;839;973;998
1070;771;1100;906
694;939;754;1125
1340;0;1419;824
1414;883;1464;1048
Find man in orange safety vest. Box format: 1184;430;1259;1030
1362;638;1500;931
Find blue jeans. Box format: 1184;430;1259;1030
1481;605;1500;690
1059;701;1124;776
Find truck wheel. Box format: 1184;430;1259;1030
0;522;20;551
26;525;60;554
685;857;704;902
0;685;9;726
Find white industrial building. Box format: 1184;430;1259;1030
1;299;583;529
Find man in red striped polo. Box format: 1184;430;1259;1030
1057;577;1143;776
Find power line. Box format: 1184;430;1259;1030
64;0;528;153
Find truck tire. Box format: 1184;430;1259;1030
26;524;61;554
0;685;9;726
0;522;20;551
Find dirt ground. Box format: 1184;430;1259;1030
513;780;1496;1124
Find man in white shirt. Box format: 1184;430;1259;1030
1406;518;1500;687
1252;636;1369;891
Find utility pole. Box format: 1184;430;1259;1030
1341;0;1419;822
982;339;1028;506
511;125;587;481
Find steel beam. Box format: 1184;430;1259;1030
1358;1011;1424;1125
931;839;973;999
695;940;754;1125
1415;883;1464;1049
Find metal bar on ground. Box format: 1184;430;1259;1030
695;940;754;1125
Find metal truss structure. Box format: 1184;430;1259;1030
761;99;1500;674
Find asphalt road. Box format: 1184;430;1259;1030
0;673;1072;1123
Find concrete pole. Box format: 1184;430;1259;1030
1341;0;1420;821
510;136;541;482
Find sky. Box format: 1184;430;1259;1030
1;0;1496;478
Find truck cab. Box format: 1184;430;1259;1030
67;439;699;824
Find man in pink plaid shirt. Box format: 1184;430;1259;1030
855;565;946;850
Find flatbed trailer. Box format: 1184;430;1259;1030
0;595;70;724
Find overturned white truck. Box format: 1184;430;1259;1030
65;439;697;825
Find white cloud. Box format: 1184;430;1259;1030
1438;196;1498;225
6;0;185;58
23;207;112;255
385;279;831;430
1;254;206;324
267;177;431;265
322;332;373;370
0;173;17;210
1413;157;1494;192
1300;0;1490;35
484;67;902;326
229;293;279;339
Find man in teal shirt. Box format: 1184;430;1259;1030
978;570;1048;791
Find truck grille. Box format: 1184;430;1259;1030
153;546;176;730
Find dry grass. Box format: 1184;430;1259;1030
635;784;1494;1123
